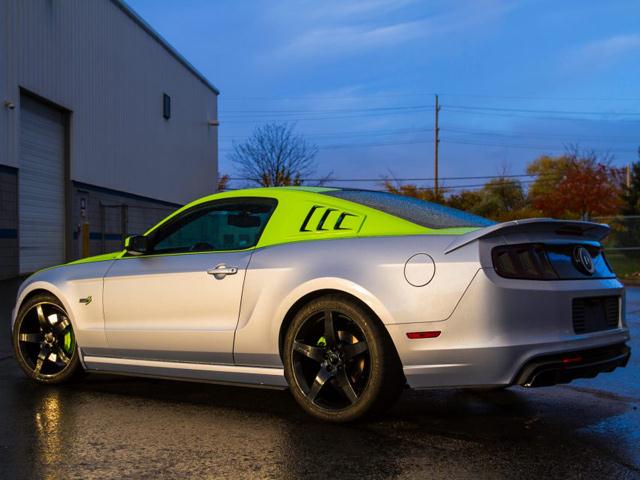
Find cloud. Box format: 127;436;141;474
302;0;418;18
271;0;515;60
566;33;640;71
277;20;427;57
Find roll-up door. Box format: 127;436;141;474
19;95;66;273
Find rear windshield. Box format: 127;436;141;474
323;190;494;229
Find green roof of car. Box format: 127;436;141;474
68;187;482;265
147;187;478;245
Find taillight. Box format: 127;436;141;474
492;243;558;280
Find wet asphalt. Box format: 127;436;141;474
0;277;638;479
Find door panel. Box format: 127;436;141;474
104;251;252;364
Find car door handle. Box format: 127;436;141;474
207;264;239;279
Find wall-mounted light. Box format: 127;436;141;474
4;100;15;110
208;120;219;126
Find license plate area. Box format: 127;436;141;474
572;296;619;334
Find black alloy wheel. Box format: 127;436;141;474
284;295;404;422
292;309;370;409
13;293;82;383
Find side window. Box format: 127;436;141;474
150;199;277;254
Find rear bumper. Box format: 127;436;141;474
514;342;630;387
396;334;631;389
387;268;631;389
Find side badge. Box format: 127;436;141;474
79;296;92;306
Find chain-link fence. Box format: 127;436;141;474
594;215;640;279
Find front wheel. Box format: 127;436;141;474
283;295;404;422
13;293;82;383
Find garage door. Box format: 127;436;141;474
19;95;66;274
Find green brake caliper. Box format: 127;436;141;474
316;336;327;347
63;331;75;354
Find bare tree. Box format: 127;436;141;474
564;142;615;166
230;123;320;187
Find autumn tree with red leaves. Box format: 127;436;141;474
527;146;623;220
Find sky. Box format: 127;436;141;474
127;0;640;191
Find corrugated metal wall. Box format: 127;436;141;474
0;0;218;206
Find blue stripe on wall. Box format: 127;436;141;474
0;164;18;174
0;228;18;239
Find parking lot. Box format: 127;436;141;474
0;277;638;479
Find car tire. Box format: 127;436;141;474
283;294;404;422
13;292;83;384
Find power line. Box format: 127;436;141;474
221;105;433;116
227;172;578;183
440;138;635;154
226;176;517;183
445;105;640;116
438;93;640;102
219;138;635;153
221;103;640;118
442;108;640;123
219;139;435;153
221;109;433;123
222;93;438;101
219;96;639;180
218;126;432;141
219;106;640;124
218;128;637;149
221;92;640;102
442;127;640;143
217;124;636;145
224;178;568;192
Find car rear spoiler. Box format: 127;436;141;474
445;218;611;254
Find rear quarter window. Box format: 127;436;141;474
323;190;494;229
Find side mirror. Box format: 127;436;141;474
124;235;149;256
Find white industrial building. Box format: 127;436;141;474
0;0;219;279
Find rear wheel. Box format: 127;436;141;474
283;295;404;422
13;293;82;383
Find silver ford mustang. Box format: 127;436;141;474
11;187;631;421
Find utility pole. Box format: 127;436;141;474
434;94;441;195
